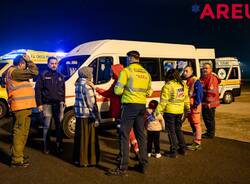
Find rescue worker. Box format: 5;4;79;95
88;64;139;161
107;50;152;176
6;54;38;167
183;66;203;150
155;69;190;158
200;63;221;139
35;56;65;154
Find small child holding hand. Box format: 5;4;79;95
145;100;165;158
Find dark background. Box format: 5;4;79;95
0;0;249;78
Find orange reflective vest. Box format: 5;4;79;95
6;67;36;111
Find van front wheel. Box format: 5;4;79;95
223;91;233;104
62;110;76;139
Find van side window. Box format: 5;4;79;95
229;67;239;79
216;68;229;80
89;57;113;84
161;59;196;79
119;57;128;67
58;55;90;81
0;63;8;70
140;58;160;81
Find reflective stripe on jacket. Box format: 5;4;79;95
156;80;190;114
6;67;36;111
200;73;221;108
114;63;153;104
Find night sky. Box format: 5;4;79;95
1;0;250;77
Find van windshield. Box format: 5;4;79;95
58;55;90;81
0;61;8;72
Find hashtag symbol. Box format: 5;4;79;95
192;4;200;13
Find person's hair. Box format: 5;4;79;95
47;56;58;63
165;69;184;87
203;63;212;68
13;55;24;66
126;50;140;59
148;100;158;109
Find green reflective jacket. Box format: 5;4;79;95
114;63;152;104
156;80;190;114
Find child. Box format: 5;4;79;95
145;100;165;158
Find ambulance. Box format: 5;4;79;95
0;49;67;119
58;40;241;138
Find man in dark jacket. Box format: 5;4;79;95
35;56;65;154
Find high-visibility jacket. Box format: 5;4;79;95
200;73;221;108
6;67;36;111
114;63;153;104
156;80;190;114
186;76;203;107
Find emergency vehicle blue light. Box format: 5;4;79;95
56;51;67;57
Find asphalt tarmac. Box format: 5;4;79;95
0;119;249;184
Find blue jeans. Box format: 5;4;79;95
119;104;147;170
163;113;186;154
42;102;64;150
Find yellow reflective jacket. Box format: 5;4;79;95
114;63;153;104
156;80;190;114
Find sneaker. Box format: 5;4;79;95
164;151;177;158
202;133;214;139
11;161;29;168
177;149;187;156
187;142;202;151
148;153;152;157
155;153;162;158
106;168;128;176
23;156;30;163
44;149;50;154
134;164;147;174
131;154;139;161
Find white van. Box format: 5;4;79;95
58;39;204;138
58;40;241;138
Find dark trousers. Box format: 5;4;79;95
202;107;216;137
119;104;147;170
147;131;160;154
163;113;186;153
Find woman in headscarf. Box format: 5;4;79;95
73;66;100;167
